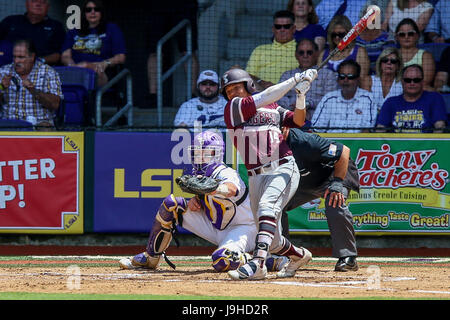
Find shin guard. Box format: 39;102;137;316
145;195;187;269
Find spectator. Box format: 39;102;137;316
315;0;373;31
434;46;450;92
0;0;65;66
382;0;434;42
287;0;326;51
395;18;435;90
173;70;227;128
0;39;62;129
356;4;395;74
376;64;446;132
311;59;377;133
146;0;199;108
246;10;298;89
61;0;126;87
318;15;371;80
278;38;338;120
360;47;404;110
425;0;450;43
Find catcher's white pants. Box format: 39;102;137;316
181;199;257;254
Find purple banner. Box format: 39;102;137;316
93;132;192;232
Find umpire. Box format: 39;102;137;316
282;128;360;271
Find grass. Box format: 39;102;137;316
0;292;440;300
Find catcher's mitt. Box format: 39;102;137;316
175;174;220;195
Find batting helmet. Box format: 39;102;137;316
220;68;256;100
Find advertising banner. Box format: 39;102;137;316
0;132;84;234
93;132;193;232
286;134;450;235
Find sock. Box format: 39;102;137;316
252;216;277;267
275;237;305;260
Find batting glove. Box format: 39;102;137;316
294;69;318;84
295;81;311;95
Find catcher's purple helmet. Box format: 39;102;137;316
220;68;256;100
189;131;225;176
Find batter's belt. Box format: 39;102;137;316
247;157;289;176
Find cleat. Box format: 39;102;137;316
119;252;158;270
265;255;289;272
119;257;139;270
276;247;312;278
334;256;358;272
228;260;267;280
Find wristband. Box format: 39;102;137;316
329;177;344;194
295;93;306;110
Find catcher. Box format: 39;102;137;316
119;130;287;273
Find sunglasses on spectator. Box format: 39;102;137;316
331;32;347;39
85;7;101;13
396;31;417;38
403;77;423;83
338;73;358;80
381;58;399;64
297;50;314;56
274;24;293;30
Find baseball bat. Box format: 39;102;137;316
316;5;381;71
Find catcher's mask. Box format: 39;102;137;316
188;131;225;176
220;68;256;100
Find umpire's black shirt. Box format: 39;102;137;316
286;128;359;192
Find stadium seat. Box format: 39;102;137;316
53;66;97;126
418;43;450;64
0;39;12;67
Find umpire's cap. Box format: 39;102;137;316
220;68;256;100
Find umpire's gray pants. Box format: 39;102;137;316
285;187;357;258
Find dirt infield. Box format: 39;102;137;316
1;245;449;257
0;255;449;299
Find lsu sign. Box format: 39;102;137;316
93;132;194;232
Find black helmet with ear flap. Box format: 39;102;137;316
220;68;257;100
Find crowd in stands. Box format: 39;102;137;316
0;0;448;133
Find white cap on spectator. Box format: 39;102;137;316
197;70;219;86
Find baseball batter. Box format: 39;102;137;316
221;67;317;280
119;131;287;273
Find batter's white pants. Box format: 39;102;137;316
248;156;300;253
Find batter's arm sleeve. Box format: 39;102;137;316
252;77;298;109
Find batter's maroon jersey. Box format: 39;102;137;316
224;95;302;170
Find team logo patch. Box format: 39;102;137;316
222;74;229;84
328;144;337;156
